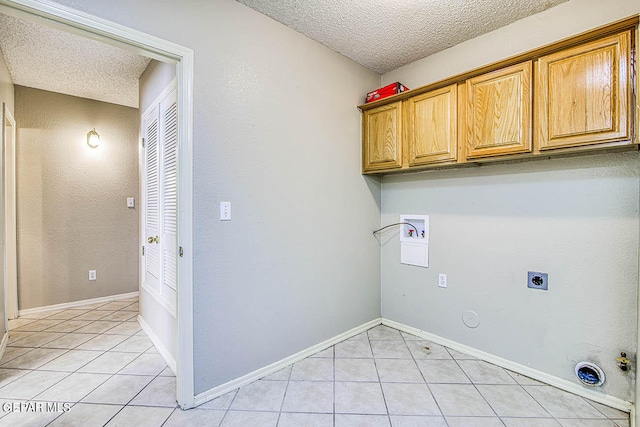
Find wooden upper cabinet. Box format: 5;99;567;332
536;31;631;150
358;19;638;175
406;84;457;166
465;61;533;159
362;101;402;172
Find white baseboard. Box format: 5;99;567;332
382;318;633;413
0;332;8;362
18;291;139;317
193;317;383;407
138;315;177;375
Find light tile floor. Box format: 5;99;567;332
0;298;630;427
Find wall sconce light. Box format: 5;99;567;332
87;128;100;148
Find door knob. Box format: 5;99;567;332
148;236;155;243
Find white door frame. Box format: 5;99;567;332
0;0;195;408
2;103;17;321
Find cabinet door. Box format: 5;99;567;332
466;61;532;159
363;101;402;172
536;32;630;150
407;84;457;166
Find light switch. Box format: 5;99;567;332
220;202;231;221
127;197;135;208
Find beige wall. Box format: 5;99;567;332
380;0;640;403
16;86;139;309
52;0;382;395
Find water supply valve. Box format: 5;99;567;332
616;352;631;372
399;214;429;268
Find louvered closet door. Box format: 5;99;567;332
143;106;161;294
159;87;178;311
140;81;178;363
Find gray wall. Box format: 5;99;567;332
380;0;640;402
139;60;175;113
0;45;13;335
53;0;382;394
381;154;639;402
0;47;13;114
15;86;139;309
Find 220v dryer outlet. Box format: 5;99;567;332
528;271;548;290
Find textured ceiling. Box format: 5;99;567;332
237;0;568;74
0;1;568;107
0;13;150;108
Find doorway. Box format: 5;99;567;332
0;0;194;408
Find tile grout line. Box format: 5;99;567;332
87;298;172;426
3;312;107;425
2;298;160;427
274;351;295;426
0;347;38;366
403;333;450;427
159;406;181;427
518;377;573;424
97;403;128;426
5;312;140;376
367;326;394;425
581;393;625;421
33;302;148;415
121;358;176;426
218;387;240;425
382;331;402;425
189;325;631;427
446;347;506;424
0;366;34;391
9;314;628;426
510;371;565;425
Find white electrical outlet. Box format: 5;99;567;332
127;197;135;208
220;202;231;221
89;270;97;281
438;273;447;288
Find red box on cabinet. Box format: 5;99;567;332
365;82;409;103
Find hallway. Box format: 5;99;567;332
0;296;177;426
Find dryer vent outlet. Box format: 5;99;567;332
575;362;605;387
